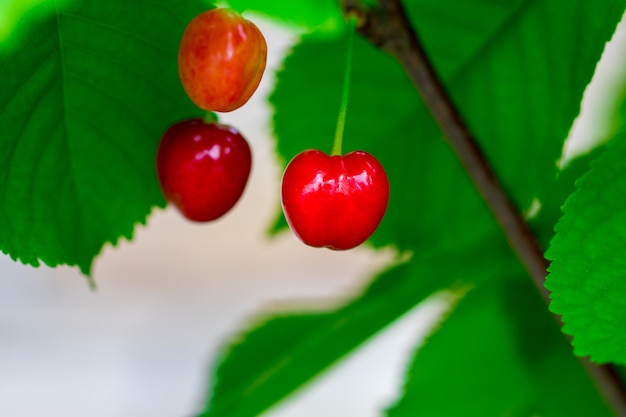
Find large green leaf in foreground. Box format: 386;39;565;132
386;277;612;417
547;133;626;364
0;0;207;274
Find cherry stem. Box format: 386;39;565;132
203;111;219;124
331;16;357;156
341;0;626;414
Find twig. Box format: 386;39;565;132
340;0;626;414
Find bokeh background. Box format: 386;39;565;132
2;11;626;417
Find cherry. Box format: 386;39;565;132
156;118;252;222
281;150;389;250
178;8;267;112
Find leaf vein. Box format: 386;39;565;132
59;40;183;103
64;106;153;193
57;10;172;57
64;70;157;136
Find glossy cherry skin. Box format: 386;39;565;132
281;150;389;250
156;119;252;222
178;8;267;112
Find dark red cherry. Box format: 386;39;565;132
156;118;252;222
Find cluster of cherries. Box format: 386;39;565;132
156;8;389;250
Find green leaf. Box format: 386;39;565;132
546;132;626;364
531;146;607;248
386;276;613;417
411;0;625;209
0;0;68;43
198;238;519;417
224;0;343;37
270;0;625;251
0;0;209;274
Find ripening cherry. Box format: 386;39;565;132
178;8;267;112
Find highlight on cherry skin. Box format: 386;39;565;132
281;149;390;250
156;118;252;222
178;8;267;112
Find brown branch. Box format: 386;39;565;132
341;0;626;414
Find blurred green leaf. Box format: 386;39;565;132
0;0;209;274
0;0;67;43
225;0;344;37
410;0;625;209
546;132;626;364
385;276;612;417
198;238;518;417
601;57;626;139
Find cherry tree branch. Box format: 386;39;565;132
340;0;626;414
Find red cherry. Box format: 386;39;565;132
281;150;389;250
178;8;267;112
156;119;252;222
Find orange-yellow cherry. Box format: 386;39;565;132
178;8;267;112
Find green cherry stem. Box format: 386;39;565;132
203;111;219;124
331;16;358;156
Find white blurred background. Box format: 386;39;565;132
1;12;626;417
